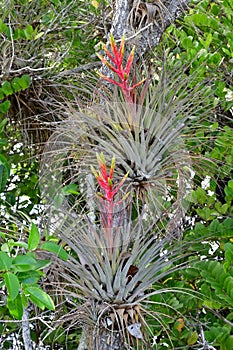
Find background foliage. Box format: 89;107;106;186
0;0;233;349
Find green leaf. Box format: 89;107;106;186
7;294;23;320
0;100;11;114
12;254;37;271
28;223;40;251
196;207;215;221
187;331;198;346
198;260;233;307
61;183;79;195
0;154;10;192
181;36;193;49
222;336;233;350
23;24;34;40
18;75;30;90
4;272;20;300
25;286;55;310
1;81;13;96
34;259;50;270
11;77;22;93
187;13;210;26
34;31;44;40
224;243;233;271
228;180;233;189
0;117;7;132
41;241;69;260
18;270;41;284
0;251;12;271
1;242;10;253
196;187;207;205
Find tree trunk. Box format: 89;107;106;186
101;0;192;77
93;327;125;350
78;326;125;350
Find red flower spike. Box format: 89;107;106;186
92;153;128;203
92;154;129;252
98;35;144;106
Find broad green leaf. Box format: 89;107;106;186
187;13;209;26
196;207;215;221
25;286;55;310
0;251;12;271
28;223;40;251
18;75;30;90
7;294;23;320
41;242;69;260
181;36;193;49
1;81;13;96
196;187;207;205
23;24;34;40
12;254;37;271
1;242;10;253
4;272;20;300
0;89;5;99
18;270;41;284
11;77;22;93
34;259;50;270
222;218;233;236
187;331;198;346
228;180;233;189
222;336;233;350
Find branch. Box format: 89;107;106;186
104;0;191;63
22;307;33;350
135;0;191;58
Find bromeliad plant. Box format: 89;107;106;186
44;150;195;349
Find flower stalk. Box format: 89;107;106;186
91;153;128;253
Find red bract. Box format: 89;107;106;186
97;34;145;104
91;153;128;203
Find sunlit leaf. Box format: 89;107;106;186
28;222;40;251
4;272;20;300
25;286;55;310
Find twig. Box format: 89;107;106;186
8;15;14;72
57;62;102;77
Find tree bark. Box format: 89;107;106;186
101;0;191;78
110;0;191;50
78;326;124;350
